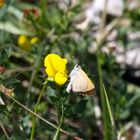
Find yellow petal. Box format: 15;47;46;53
30;37;40;45
44;54;62;76
55;72;67;85
44;54;68;85
18;35;31;51
57;58;67;73
45;67;56;78
62;58;67;64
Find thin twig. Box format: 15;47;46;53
3;95;81;139
0;121;10;139
96;17;122;48
99;0;108;32
4;67;33;75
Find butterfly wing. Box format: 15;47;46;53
71;69;88;92
71;68;95;95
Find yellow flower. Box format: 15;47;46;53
18;35;31;51
30;37;40;45
0;0;4;8
44;54;68;85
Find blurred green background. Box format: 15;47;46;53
0;0;140;140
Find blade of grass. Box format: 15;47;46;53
103;84;115;127
97;50;115;140
96;0;116;139
97;52;111;139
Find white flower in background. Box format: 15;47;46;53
86;0;124;24
76;0;124;30
94;105;101;118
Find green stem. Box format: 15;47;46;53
53;104;64;140
30;80;48;140
26;55;42;105
29;16;40;35
26;39;48;106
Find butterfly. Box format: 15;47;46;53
66;65;95;96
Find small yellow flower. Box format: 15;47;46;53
44;54;68;85
0;0;4;8
18;35;31;51
30;37;40;45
